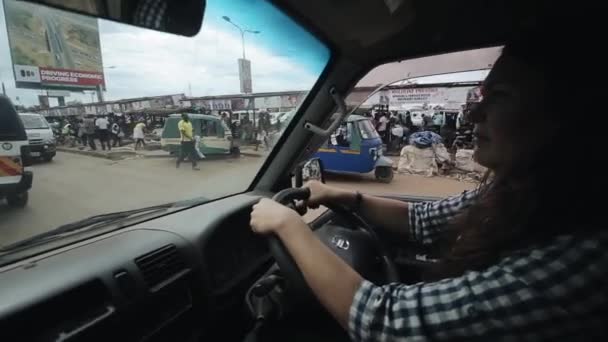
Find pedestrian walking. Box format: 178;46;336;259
133;121;146;150
77;120;87;147
176;113;199;170
110;120;122;147
95;115;111;151
255;127;270;151
83;115;97;150
377;113;389;143
390;123;404;152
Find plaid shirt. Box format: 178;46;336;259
349;190;608;341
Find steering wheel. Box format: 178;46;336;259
268;188;400;299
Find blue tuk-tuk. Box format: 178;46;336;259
314;115;394;182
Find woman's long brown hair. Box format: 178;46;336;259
425;23;605;280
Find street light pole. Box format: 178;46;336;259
96;65;117;103
240;30;246;59
222;16;260;61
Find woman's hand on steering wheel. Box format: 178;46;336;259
303;180;348;209
251;187;399;301
251;198;305;236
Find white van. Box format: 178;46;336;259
19;113;56;162
0;97;32;207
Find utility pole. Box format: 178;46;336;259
222;16;260;60
96;84;104;102
222;16;260;94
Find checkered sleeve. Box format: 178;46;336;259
409;190;479;245
349;233;608;341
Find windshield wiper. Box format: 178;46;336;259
0;196;211;256
0;203;175;253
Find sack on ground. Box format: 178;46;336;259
398;145;438;177
433;143;451;164
455;149;486;173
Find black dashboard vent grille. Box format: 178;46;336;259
135;244;188;291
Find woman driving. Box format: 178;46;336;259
250;20;607;341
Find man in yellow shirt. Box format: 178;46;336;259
176;113;199;170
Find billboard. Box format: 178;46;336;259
231;98;254;111
254;96;281;109
280;94;303;108
238;58;252;94
364;87;474;109
3;0;105;90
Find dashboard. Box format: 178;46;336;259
203;212;270;294
0;193;271;342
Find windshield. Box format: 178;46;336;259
357;120;379;139
0;0;329;255
19;115;49;129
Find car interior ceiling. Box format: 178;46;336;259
0;0;573;341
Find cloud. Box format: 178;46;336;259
0;1;322;106
100;23;320;101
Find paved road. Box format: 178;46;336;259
0;152;475;248
0;152;264;247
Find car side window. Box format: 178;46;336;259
326;47;502;197
216;121;225;138
329;123;350;147
202;120;219;137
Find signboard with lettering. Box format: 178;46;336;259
3;0;105;91
364;86;473;109
254;96;281;109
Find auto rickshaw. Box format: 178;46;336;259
161;113;239;156
314;115;394;182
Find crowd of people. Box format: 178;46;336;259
51;113;164;151
364;105;468;153
48;109;282;156
49;112;171;151
220;111;275;151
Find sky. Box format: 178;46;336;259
0;0;330;106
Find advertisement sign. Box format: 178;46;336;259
199;99;231;110
215;99;232;110
365;87;474;108
3;0;105;90
389;88;442;103
280;94;303;108
238;58;252;94
254;96;281;109
231;98;254;111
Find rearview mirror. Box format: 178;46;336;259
22;0;206;36
295;158;325;187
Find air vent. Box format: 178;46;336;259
135;244;189;291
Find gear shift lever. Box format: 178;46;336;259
243;275;282;342
252;275;281;296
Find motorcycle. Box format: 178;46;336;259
56;128;78;147
451;125;474;150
